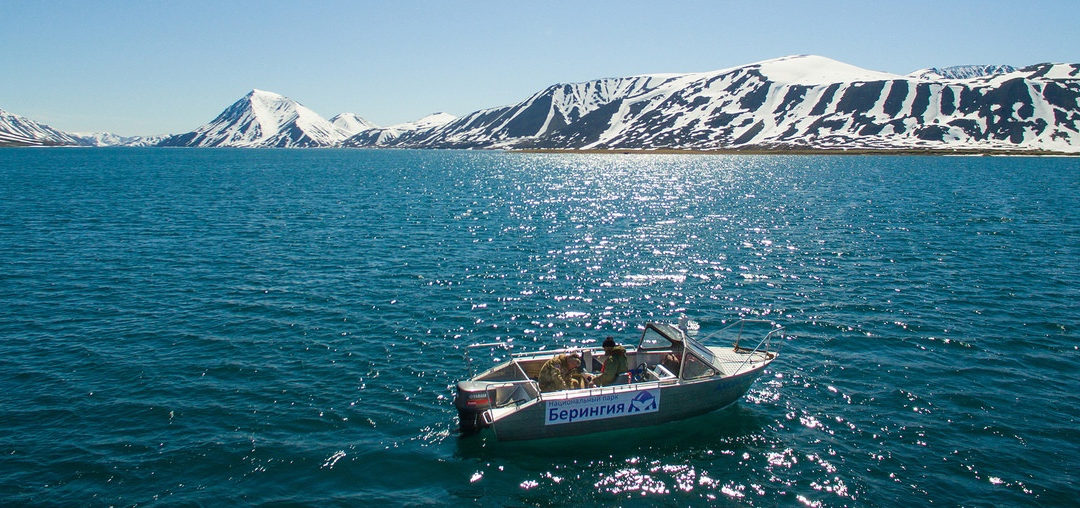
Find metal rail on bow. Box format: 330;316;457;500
698;319;783;374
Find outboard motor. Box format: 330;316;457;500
455;381;493;433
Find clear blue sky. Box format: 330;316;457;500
2;0;1076;136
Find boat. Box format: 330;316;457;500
454;318;782;441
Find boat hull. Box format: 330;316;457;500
489;366;766;441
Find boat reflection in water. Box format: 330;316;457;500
455;318;782;441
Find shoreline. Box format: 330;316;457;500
511;147;1080;156
3;144;1077;156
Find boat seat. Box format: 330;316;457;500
652;364;677;380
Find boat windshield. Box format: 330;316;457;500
637;323;683;351
680;335;721;379
685;336;715;365
636;323;721;380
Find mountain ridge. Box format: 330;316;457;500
0;107;81;147
3;55;1078;152
359;55;1079;153
908;64;1020;80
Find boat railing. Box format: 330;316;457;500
508;346;595;358
698;319;783;373
535;378;669;402
510;346;602;374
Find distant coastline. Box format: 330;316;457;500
513;147;1080;156
3;144;1076;156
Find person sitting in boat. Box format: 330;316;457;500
594;337;628;386
662;352;681;376
538;354;588;392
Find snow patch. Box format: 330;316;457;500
753;55;905;85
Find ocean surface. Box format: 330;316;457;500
0;148;1077;506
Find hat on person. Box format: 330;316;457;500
603;337;616;349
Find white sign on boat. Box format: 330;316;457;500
545;388;661;425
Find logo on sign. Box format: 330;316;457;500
627;390;657;412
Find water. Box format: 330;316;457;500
0;148;1077;505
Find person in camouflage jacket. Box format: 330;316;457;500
538;354;586;392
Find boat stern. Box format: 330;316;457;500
454;380;493;433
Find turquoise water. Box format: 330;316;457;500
0;148;1077;505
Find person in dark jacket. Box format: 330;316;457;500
595;337;629;386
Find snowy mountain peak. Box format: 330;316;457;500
384;112;457;131
247;88;284;99
751;55;906;85
409;112;456;129
159;89;347;147
329;113;377;136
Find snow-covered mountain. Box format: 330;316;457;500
346;55;1080;153
0;108;80;146
4;55;1077;152
0;109;164;146
71;132;166;147
341;112;456;147
158;89;348;147
908;65;1018;80
343;77;672;149
329;113;377;137
71;132;131;146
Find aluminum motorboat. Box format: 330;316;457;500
454;318;782;441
